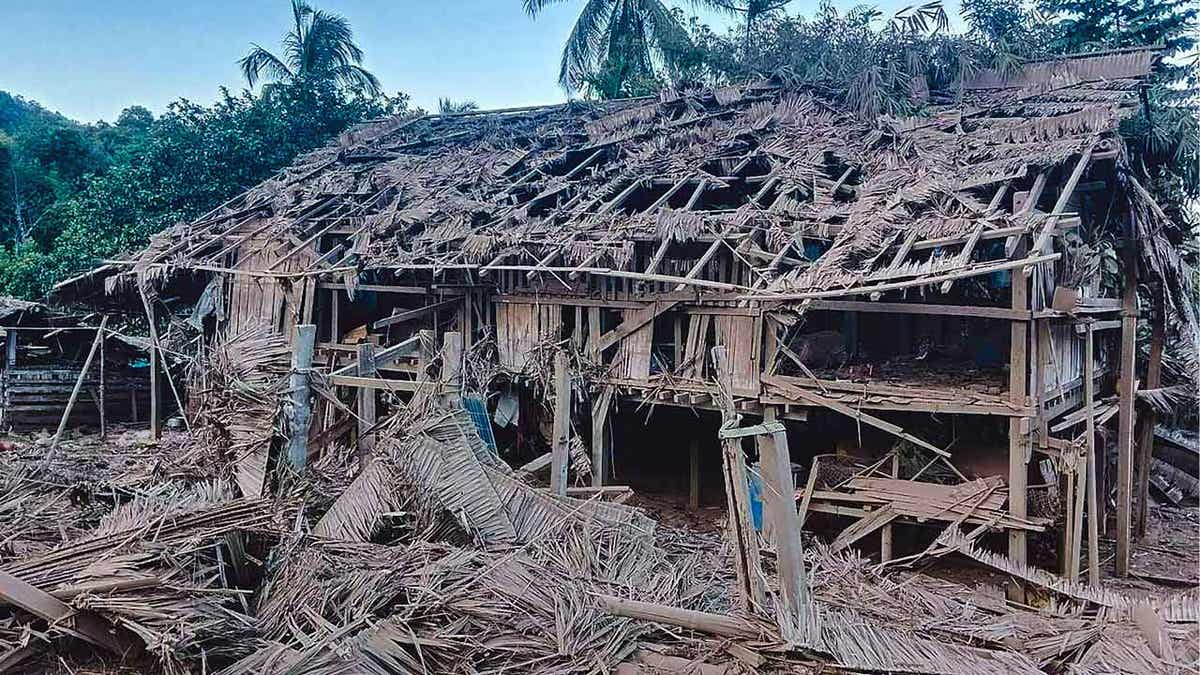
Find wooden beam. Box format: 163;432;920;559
372;298;460;329
806;299;1029;321
550;351;571;496
763;376;949;457
0;569;137;657
285;325;317;473
1030;143;1095;257
440;331;463;407
675;239;723;290
329;374;420;391
50;316;108;450
596;300;679;353
1114;245;1139;576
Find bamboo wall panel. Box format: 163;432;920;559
495;302;561;371
713;315;760;396
613;308;653;381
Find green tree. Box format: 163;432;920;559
523;0;693;98
240;0;382;96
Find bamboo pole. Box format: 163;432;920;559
1084;323;1100;585
50;316;108;450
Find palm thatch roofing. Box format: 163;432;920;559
62;47;1189;313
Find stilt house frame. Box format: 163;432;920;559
57;48;1184;577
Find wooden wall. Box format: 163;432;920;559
1;366;150;432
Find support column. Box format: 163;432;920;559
356;342;376;465
1008;266;1030;569
550;351;571;496
1084;323;1100;585
1134;295;1164;537
756;406;808;641
98;327;106;439
285;324;317;473
440;331;463;408
881;453;899;562
1115;246;1139;576
147;303;161;440
591;385;613;488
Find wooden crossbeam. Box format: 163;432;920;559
644;238;672;276
596;301;680;353
329;374;421;391
675;238;724;291
373;298;461;329
1030;143;1096;258
764;376;949;457
885;231;921;273
940;223;986;293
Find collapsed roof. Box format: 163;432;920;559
61;47;1183;310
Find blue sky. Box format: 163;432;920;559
0;0;960;124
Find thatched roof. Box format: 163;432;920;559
66;47;1180;305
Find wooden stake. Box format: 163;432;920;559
98;327;106;440
285;324;317;473
550;351;571;496
50;317;108;450
1115;245;1139;577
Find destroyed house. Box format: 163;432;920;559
58;47;1186;576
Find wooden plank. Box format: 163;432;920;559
1115;245;1138;576
550;352;571;496
830;504;899;552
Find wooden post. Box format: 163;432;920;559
1115;246;1139;577
1135;297;1164;537
755;406;808;641
98;327;106;439
285;324;317;473
712;346;766;611
591;385;613;488
1008;262;1030;570
881;453;899;562
550;351;571;496
329;289;339;342
689;437;701;510
356;342;376;465
5;330;15;367
1084;323;1100;585
50;317;108;450
440;331;463;408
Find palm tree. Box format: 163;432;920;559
240;0;381;96
438;98;480;114
523;0;692;98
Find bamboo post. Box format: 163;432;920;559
591;385;612;488
1084;323;1100;585
50;316;108;450
356;342;376;465
1115;245;1139;576
285;324;317;473
550;351;571;496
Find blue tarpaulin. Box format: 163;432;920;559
462;395;498;452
